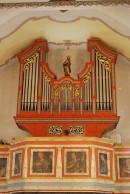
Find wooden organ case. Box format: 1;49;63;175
14;38;120;137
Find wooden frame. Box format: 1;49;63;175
95;148;113;179
62;147;92;178
27;147;58;177
10;148;25;179
14;38;120;138
0;155;8;181
115;154;130;182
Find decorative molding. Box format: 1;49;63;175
0;14;130;67
49;41;86;46
75;87;80;97
43;71;51;82
62;82;72;91
83;72;91;83
48;126;62;134
69;126;84;135
48;41;86;50
24;53;39;70
95;51;111;72
0;0;130;9
54;85;59;97
15;117;120;123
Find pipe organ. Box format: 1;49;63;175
22;52;39;111
14;38;120;137
95;51;112;111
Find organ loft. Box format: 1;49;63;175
14;38;120;137
1;38;128;194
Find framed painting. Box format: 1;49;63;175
62;147;92;178
27;147;58;177
0;157;8;180
95;148;113;179
115;154;130;182
10;148;25;178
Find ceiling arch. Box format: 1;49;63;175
1;7;130;39
0;3;130;66
0;16;130;66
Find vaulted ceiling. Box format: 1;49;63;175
0;0;130;67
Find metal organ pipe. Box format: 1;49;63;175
26;63;30;111
48;81;50;110
22;68;27;111
106;68;111;111
80;87;82;114
88;78;91;110
42;72;51;111
105;68;108;110
21;51;113;114
84;82;87;110
97;57;101;110
45;77;47;110
21;53;39;111
72;86;74;114
101;60;104;110
82;72;92;111
29;58;33;111
33;55;38;111
59;86;61;114
95;51;112;111
43;73;46;110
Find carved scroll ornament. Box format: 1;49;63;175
24;53;39;70
95;51;111;72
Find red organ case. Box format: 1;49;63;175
14;38;120;137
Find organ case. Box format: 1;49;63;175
14;38;120;137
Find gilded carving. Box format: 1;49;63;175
62;82;72;91
24;53;38;70
75;87;80;97
48;126;62;134
83;72;91;83
43;71;51;82
54;85;59;97
70;126;84;135
95;51;111;72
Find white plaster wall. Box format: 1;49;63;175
114;54;130;143
0;51;130;143
1;5;130;38
1;7;130;66
0;57;31;141
48;49;89;79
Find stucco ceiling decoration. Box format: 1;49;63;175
0;0;130;8
0;17;130;68
1;0;130;67
48;41;86;50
